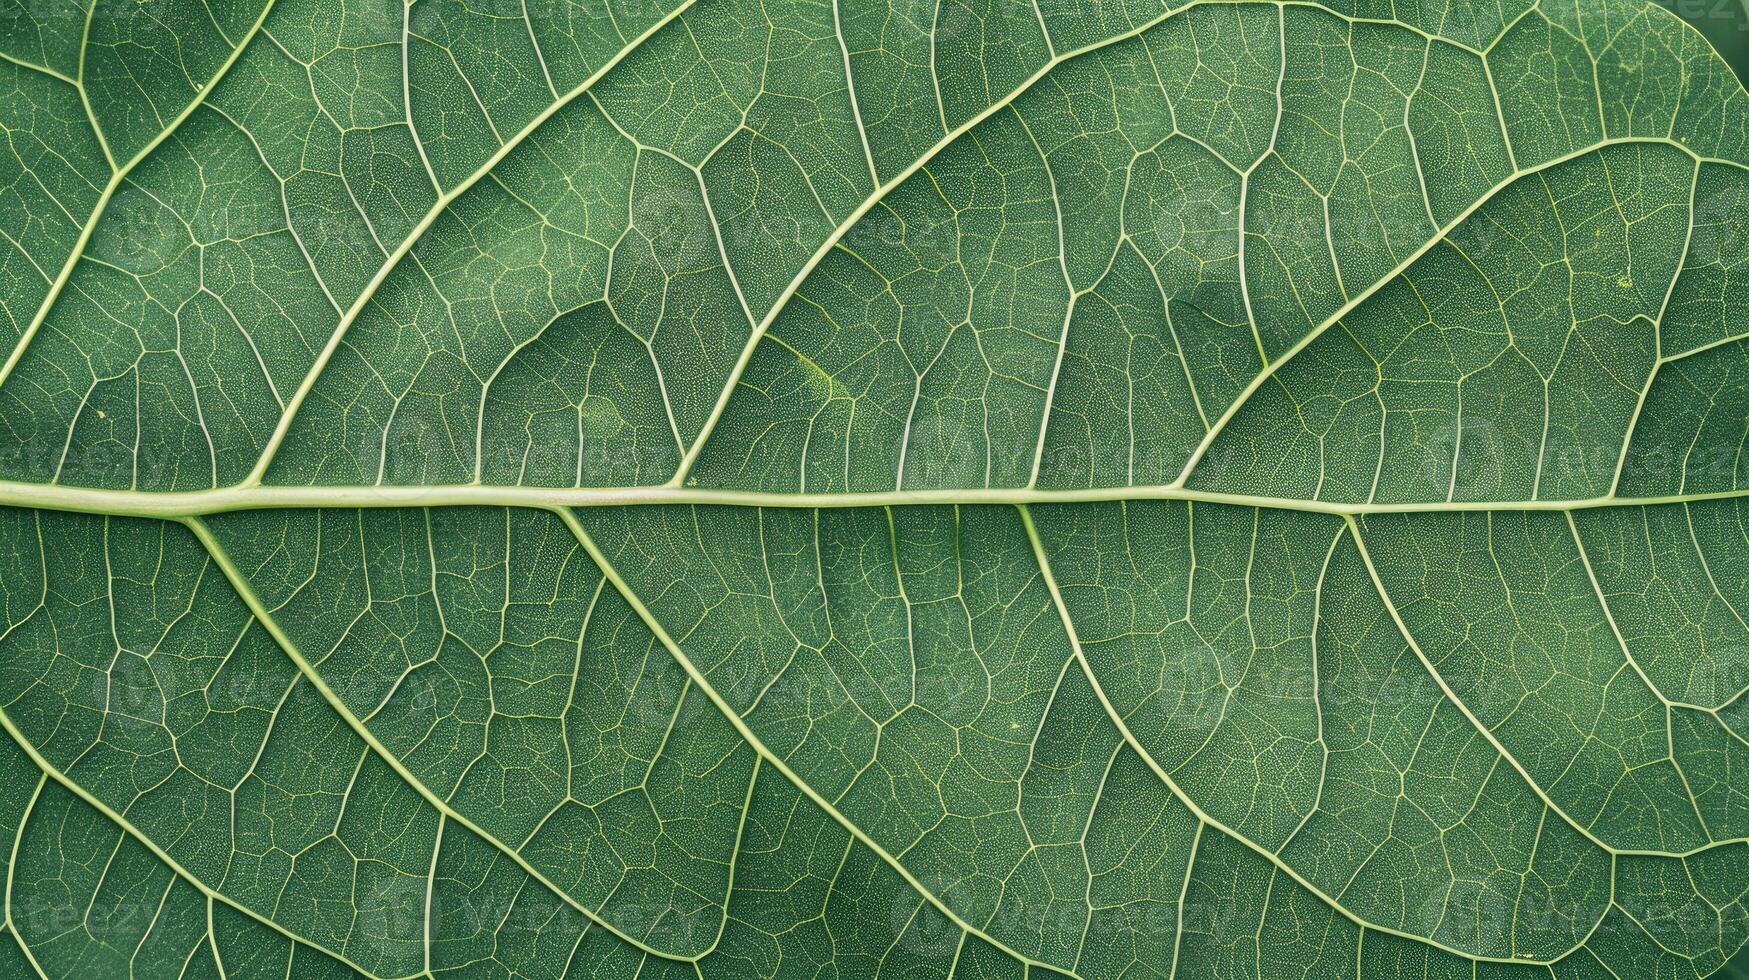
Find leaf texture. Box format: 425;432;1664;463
0;0;1746;977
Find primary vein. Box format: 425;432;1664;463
0;479;1738;519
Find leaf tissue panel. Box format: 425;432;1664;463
0;0;1747;976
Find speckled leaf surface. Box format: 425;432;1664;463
0;0;1747;977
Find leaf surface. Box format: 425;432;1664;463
0;0;1746;977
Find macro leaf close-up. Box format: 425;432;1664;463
1;0;1749;976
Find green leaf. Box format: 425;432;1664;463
0;0;1745;977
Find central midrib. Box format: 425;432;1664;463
0;480;1739;519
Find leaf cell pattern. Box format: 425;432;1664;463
0;0;1746;977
